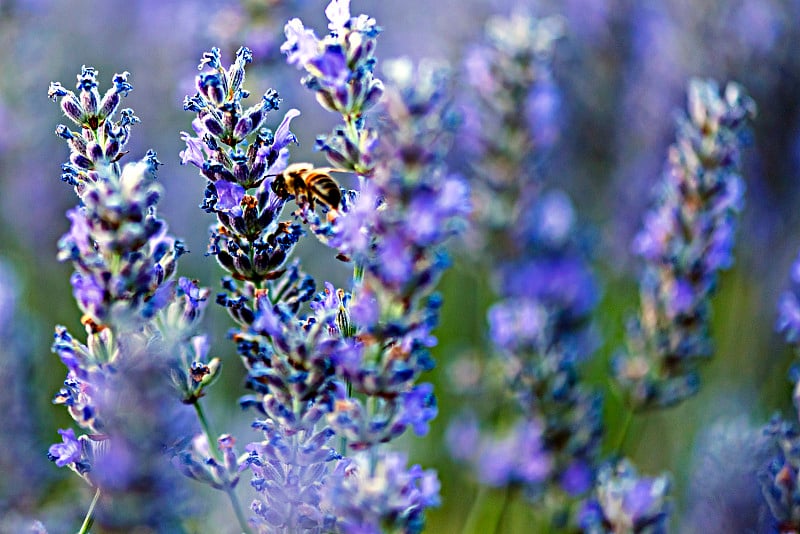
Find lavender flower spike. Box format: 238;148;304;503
446;11;601;510
183;47;342;531
282;0;382;174
47;66;232;531
758;253;800;532
614;79;756;409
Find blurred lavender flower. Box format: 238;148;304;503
605;0;793;273
378;57;458;170
0;262;55;527
579;459;671;534
614;79;756;409
682;415;773;533
481;193;602;499
447;10;602;513
777;251;800;344
317;46;468;454
448;417;553;494
457;10;564;250
759;413;800;532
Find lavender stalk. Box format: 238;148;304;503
614;79;756;410
46;66;244;532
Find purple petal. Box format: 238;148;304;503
272;109;301;152
214;180;245;211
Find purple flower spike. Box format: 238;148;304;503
48;64;220;529
615;79;755;409
446;11;601;507
282;0;382;164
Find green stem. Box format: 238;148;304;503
78;487;101;534
339;380;353;456
352;262;365;289
193;402;253;534
269;277;288;304
343;114;360;146
193;401;220;463
225;487;254;534
109;252;122;277
460;486;489;534
366;395;378;476
492;486;513;534
614;406;635;457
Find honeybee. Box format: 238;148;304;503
270;162;347;212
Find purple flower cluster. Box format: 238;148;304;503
239;1;465;529
579;459;671;534
458;11;564;248
282;0;383;175
759;412;800;531
181;46;307;287
321;451;440;534
447;11;602;510
48;68;182;325
0;262;53;527
46;67;229;530
182;45;345;532
447;416;553;493
614;79;756;409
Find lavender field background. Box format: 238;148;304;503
2;0;800;532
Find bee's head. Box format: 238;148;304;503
271;173;288;197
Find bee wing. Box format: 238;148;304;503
316;167;351;174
